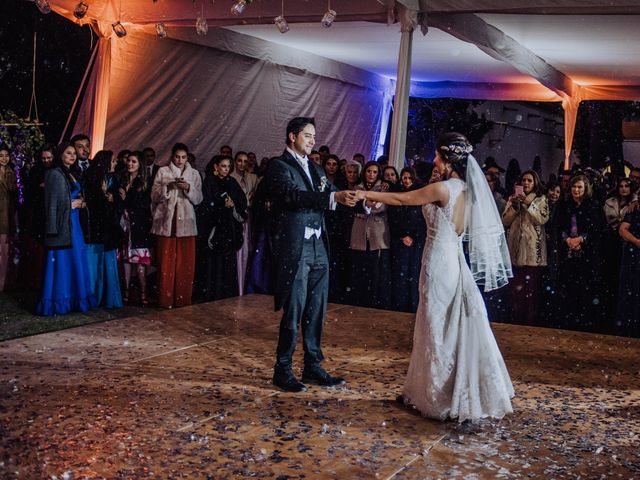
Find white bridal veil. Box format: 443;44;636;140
463;154;513;291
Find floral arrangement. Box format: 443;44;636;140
0;110;45;265
0;111;45;168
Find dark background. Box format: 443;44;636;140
0;0;92;142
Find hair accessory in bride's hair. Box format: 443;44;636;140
440;143;473;155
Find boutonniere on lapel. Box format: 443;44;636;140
319;176;329;192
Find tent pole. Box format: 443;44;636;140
388;7;414;171
562;94;581;172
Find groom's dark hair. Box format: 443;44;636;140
286;117;315;145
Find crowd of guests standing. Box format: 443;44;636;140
0;138;638;338
485;158;640;338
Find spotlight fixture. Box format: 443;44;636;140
73;1;89;19
155;22;167;38
112;21;127;38
321;9;336;27
196;14;208;35
274;15;289;34
35;0;51;14
274;0;289;34
230;0;248;16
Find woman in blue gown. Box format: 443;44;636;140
36;143;98;316
83;150;123;308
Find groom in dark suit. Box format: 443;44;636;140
266;117;357;392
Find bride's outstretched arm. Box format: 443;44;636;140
356;182;447;206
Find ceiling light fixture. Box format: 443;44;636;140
274;0;289;34
112;21;127;37
321;1;336;27
73;1;89;19
230;0;249;16
35;0;51;14
196;2;208;35
155;23;167;38
112;0;126;38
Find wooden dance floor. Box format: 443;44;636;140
1;294;639;479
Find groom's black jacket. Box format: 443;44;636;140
265;149;337;311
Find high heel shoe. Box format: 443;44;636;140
140;293;149;307
122;290;129;304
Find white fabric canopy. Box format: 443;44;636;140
73;28;389;164
40;0;640;167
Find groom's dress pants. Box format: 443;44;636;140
276;235;329;370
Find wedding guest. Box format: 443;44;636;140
116;150;130;174
83;150;123;308
377;155;389;167
482;156;506;197
349;161;391;309
323;154;343;188
389;167;425;312
604;177;636;229
532;155;542;179
199;155;247;300
339;158;348;174
318;145;330;164
382;166;400;188
230;151;258;296
151;143;202;308
505;158;522;196
617;208;640;337
247;152;257;174
501;170;549;325
117;151;152;305
257;157;270;178
602;177;637;324
344;160;361;190
353;153;365;166
556;174;605;331
335;160;361;300
20;144;54;289
246;156;277;294
220;145;232;157
629;167;640;195
71;134;91;175
36;143;97;315
187;153;198;172
486;172;507;215
324;155;350;303
142;147;160;186
309;150;322;167
540;181;562;324
0;144;17;291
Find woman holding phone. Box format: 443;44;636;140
151;143;203;308
501;170;549;325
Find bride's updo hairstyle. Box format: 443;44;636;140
436;132;473;180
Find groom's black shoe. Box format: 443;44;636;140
302;366;345;387
273;368;307;393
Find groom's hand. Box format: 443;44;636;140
335;190;357;207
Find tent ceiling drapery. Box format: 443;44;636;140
45;0;640;25
225;12;640;167
40;0;640;167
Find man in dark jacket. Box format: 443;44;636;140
266;117;357;392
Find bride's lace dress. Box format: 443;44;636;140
402;178;514;423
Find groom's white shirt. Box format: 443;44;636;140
286;147;336;240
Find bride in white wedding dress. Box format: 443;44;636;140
357;132;515;423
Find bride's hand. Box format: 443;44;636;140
354;190;367;202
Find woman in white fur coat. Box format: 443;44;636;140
151;143;203;308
